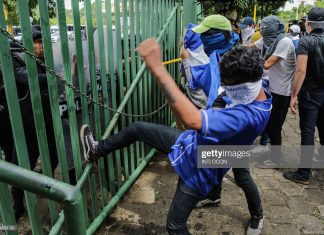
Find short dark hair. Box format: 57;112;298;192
220;46;263;85
32;25;42;42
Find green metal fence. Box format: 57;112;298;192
0;0;201;234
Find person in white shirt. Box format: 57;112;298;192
250;16;296;167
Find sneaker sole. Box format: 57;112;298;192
255;163;278;169
283;174;310;185
80;124;90;161
287;178;310;185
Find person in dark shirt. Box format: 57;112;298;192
284;7;324;184
0;25;59;220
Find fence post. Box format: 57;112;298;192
64;189;87;235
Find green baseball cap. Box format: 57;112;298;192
192;14;232;33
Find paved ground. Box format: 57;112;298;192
98;112;324;235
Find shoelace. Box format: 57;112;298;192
87;134;97;153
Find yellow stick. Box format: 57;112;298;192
253;4;257;23
162;58;181;65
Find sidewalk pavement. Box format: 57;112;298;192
99;113;324;235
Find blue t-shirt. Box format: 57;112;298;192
292;39;299;54
168;92;272;195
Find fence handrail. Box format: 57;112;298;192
0;160;87;235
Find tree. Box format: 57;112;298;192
248;0;290;19
3;0;56;26
278;1;313;22
200;0;290;21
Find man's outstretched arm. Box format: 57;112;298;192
137;38;202;130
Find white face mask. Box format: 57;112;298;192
306;20;324;33
222;80;262;107
241;27;255;45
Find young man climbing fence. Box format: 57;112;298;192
80;40;271;235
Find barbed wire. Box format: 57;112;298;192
0;27;171;118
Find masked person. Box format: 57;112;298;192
288;25;301;54
180;15;239;110
284;7;324;184
179;18;264;233
250;16;296;168
80;42;271;235
239;16;255;45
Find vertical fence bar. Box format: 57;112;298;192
135;0;144;167
63;190;87;235
183;0;195;32
114;0;126;187
0;1;42;233
162;0;168;125
129;0;138;174
158;0;163;124
84;0;100;217
142;0;148;135
176;2;181;87
104;0;118;196
0;183;17;235
16;0;58;223
95;0;109;207
152;0;158;124
147;0;152;122
122;0;131;180
71;0;90;126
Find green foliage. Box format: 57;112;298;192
278;1;313;22
200;0;289;21
3;0;19;26
315;0;324;8
3;0;56;26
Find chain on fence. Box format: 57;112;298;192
0;27;170;118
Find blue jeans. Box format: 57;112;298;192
166;169;263;235
97;121;182;155
166;179;204;235
298;87;324;178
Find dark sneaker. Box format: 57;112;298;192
195;198;221;209
80;124;99;161
283;171;310;185
246;216;263;235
